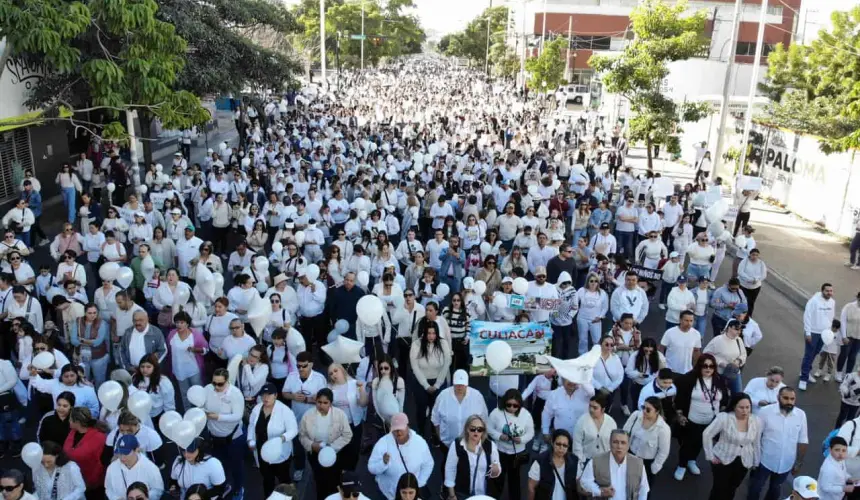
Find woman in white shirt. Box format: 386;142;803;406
264;294;291;344
369;355;405;424
686;233;715;283
247;383;299;497
325;246;345;287
701;392;762;500
326;363;368;471
99;230;127;263
53;250;85;289
153;268;193;318
205;298;238;359
591;335;624;411
703;319;748;394
238;345;269;407
488;389;534;496
128;213;153;256
527;429;578;500
574;273;609;356
220;318;256;360
409;322;452;437
624;396;672;488
168;437;227;500
443;414;501;499
32;441;86;500
132;353;176;423
267;328;297;389
626;338;667;407
572;394;617;470
100;208;129;243
166;311;207;411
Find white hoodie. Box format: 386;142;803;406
105;454;164;500
803;291;836;336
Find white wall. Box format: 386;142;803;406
0;40;39;122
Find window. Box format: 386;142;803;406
736;42;776;56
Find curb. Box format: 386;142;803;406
726;244;809;309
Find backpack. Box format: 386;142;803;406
823;420;856;458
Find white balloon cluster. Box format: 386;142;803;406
158;385;209;449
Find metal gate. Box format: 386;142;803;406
0;128;32;204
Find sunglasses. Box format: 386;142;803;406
588;280;599;283
469;426;485;433
379;366;391;372
213;381;227;387
505;403;520;409
702;363;715;369
1;485;21;492
341;492;360;499
297;363;310;369
9;257;20;261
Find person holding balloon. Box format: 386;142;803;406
132;353;176;425
28;440;86;500
168;437;227;500
298;387;353;500
104;411;164;467
327;363;368;470
104;434;164;500
248;382;299;497
203;367;246;499
29;363;100;419
153;269;193;328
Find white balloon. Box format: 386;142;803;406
271;242;283;255
137;184;148;194
255;281;268;293
107;182;116;193
413;152;423;164
462;277;475;290
286;328;306;356
247;293;273;336
212;273;225;297
428;144;439;156
116;267;133;289
99;262;120;282
318;446;337;468
184;407;207;436
512;277;529;295
378;394;400;420
322;335;363;364
187;385;206;407
158;411;182;438
707;221;724;237
357;270;370;288
175;286;190;306
706;199;729;223
241;158;251;167
172;420;197;449
492;293;508;309
155;163;164;173
294;231;306;246
480;242;492;255
32;351;54;370
486;340;513;373
255;256;270;273
196;264;214;297
356;295;384;326
306;264;320;282
128;391;153;421
98;380;124;412
472;280;487;296
21;442;42;469
436;283;450;298
141;256;155;278
260;438;283;463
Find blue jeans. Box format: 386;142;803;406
694;315;707;337
0;410;22;441
84;355;109;389
62;187;76;223
838;338;860;373
800;333;824;382
615;230;635;259
576;316;602;355
747;464;790;500
687;263;711;282
18;231;29;247
572;229;586;246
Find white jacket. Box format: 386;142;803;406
666;287;695;324
330;379;367;425
623;411;672;474
247;400;299;464
105;455;163;500
804;292;836;336
487;407;536;456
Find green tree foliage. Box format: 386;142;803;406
442;6;509;69
589;0;711;169
760;7;860;153
0;0;211;162
525;38;566;90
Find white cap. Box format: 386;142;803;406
669;251;679;258
793;477;819;498
453;369;469;386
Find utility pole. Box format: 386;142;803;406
540;0;547;55
360;0;365;71
336;31;341;90
564;15;572;82
520;0;527;95
320;0;327;89
485;0;493;76
712;0;743;179
737;0;769;179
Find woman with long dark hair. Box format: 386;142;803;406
487;388;534;497
168;437;227;500
409;322;451;437
38;391;75;445
672;353;728;481
527;429;579;500
702;392;762;500
394;472;421;500
28;363;99;419
63;407;107;500
626;338;667;408
32;441;86;500
132;353;176;429
442;292;470;374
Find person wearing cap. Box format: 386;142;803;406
785;476;822;500
176;224;203;280
104;434;164;500
431;369;488;454
610;273;649;325
324;471;372;500
248;382;299;497
368;412;434;500
748;386;809;499
168;437;227;499
590;222;617;258
298;387;353;500
202;367;245;497
527;266;559;324
703;319;748;393
665;274;695;331
128;211;152;258
165;208;190;243
548;271;577;358
710;277;747;337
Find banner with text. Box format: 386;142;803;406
469;321;553;376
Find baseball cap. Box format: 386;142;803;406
677;275;687;283
258;382;279;397
115;434;139;455
535;266;548;277
669;251;679;258
502;277;513;284
284;220;295;229
733;303;749;315
600;223;610;230
793;477;819;499
339;471;362;494
453;369;469;386
185;224;195;232
390;413;409;431
134;211;145;218
171;208;182;215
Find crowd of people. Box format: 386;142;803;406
0;55;855;500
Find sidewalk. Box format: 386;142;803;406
625;147;858;308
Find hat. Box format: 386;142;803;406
297;268;307;278
677;275;688;283
502;277;514;284
207;148;214;154
273;274;287;286
284;220;295;229
115;434;140;455
171;208;182;215
185;224;195;232
339;471;362;492
134;211;145;218
669;251;679;258
733;303;749;315
174;152;182;157
390;412;409;431
258;382;279;397
600;222;610;230
793;477;819;499
535;266;548;277
453;369;469;386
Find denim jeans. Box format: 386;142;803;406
615;230;635;259
851;232;860;265
62;187;77;223
800;333;824;381
177;373;203;412
576;316;602;356
838;338;860;373
84;355;109;389
0;410;22;441
694;315;708;337
747;464;790;500
687;263;712;282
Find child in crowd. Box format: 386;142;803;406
816;319;844;382
817;436;854;500
658;252;682;310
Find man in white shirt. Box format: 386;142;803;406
662;195;683;245
590;223;618;257
119;310;166;371
542;379;595;441
281;351;326;482
367;413;434;500
527;234;559;276
527;266;560;323
610;274;649;324
659;311;702;375
323;471;372;500
105;435;164;500
744;367;786;414
615;197;639;259
799;283;836;390
175;226;203;278
747;387;809;500
580;430;649;500
296;268;327;349
431;370;488;450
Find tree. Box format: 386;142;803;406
525;38;566;91
589;0;711;170
760;7;860;153
0;0;211;165
443;6;509;69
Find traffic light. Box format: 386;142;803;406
370;35;385;46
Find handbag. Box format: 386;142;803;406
721;338;744;382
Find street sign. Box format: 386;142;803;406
350;34;366;40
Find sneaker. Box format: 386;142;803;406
846;261;855;267
532;439;542;452
824;373;832;382
798;380;808;391
674;467;686;481
814;370;822;378
38;240;49;247
658;304;666;310
808;375;817;383
837;372;845;383
687;461;701;475
292;470;303;482
621;405;631;416
852;265;860;271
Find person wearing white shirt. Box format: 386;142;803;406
590;224;618;257
659;312;702;375
542;379;595;440
443;414;502;498
592;336;625;407
637;370;678;411
527;234;559;275
747;387;809;500
296;271;327;347
281;352;327;481
701;395;763;500
367;413;434;500
432;370;489;449
614;198;639;259
580;430;650;500
247;383;299;497
636;204;661;240
573;396;618;466
610;274;649;324
430;197;454;230
175;228;203;278
624;399;672;486
219;318;256;360
168;438;227;499
104;435;164;500
818;439;853;500
202;368;245;497
487;388;534;494
744;368;786;415
527;267;560;323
